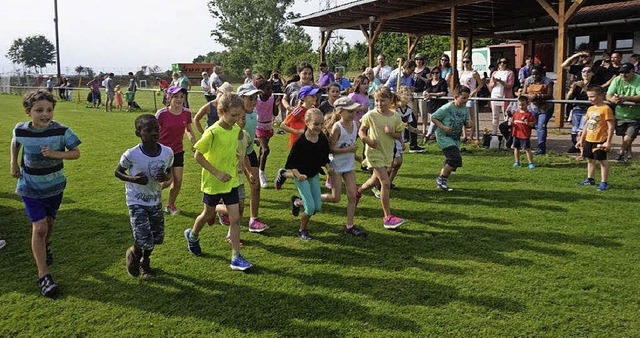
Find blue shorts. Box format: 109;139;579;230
22;193;63;222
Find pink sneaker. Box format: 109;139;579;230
383;215;405;229
248;218;269;233
165;204;179;216
217;212;230;226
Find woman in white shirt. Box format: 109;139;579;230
488;58;515;135
459;57;485;141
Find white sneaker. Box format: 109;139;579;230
0;239;5;250
259;171;268;188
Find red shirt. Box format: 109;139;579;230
283;106;307;148
511;110;536;139
156;107;192;153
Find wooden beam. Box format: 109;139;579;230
319;30;332;64
554;0;567;128
366;20;385;68
565;0;587;21
450;5;458;94
407;34;423;60
359;24;369;41
536;0;559;24
322;0;485;32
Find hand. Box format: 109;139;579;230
366;139;378;149
601;141;611;152
131;172;149;185
10;162;21;178
384;125;391;134
154;171;168;182
296;174;307;181
442;126;452;133
295;128;305;135
216;171;231;182
40;146;59;159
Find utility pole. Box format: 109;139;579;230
54;0;61;78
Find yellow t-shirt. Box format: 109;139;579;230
237;130;250;185
194;121;239;195
584;105;614;143
361;109;403;168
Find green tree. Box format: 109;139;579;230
207;0;312;77
6;35;56;73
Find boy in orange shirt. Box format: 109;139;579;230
576;86;615;191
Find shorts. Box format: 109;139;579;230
21;193;63;222
615;120;640;138
256;128;274;139
512;137;531;150
247;151;259;167
203;187;239;206
128;204;164;250
172;151;184;168
442;145;463;169
583;141;608;161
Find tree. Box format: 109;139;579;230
207;0;309;77
6;35;56;73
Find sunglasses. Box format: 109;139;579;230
498;60;507;64
431;72;440;75
440;58;448;61
415;58;424;61
462;60;471;64
581;69;592;73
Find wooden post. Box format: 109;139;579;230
554;0;567;128
450;5;458;93
362;19;384;68
319;30;332;64
407;34;423;60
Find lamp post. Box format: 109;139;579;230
54;0;61;79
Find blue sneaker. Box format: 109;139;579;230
184;229;202;256
597;182;609;191
528;163;535;169
578;178;596;186
513;162;520;167
230;254;253;271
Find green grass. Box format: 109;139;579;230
1;92;640;336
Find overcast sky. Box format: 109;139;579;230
0;0;364;76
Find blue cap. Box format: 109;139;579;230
297;86;320;99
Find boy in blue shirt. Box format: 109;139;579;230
10;89;81;297
431;86;471;191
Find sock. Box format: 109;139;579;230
259;170;264;175
250;217;256;223
346;224;354;229
189;231;199;241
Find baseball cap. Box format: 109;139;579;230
333;97;361;110
619;62;635;74
237;83;262;96
166;86;187;96
297;86;320;99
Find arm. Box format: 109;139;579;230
194;151;231;182
471;71;484;97
193;104;210;135
602;119;615;151
561;52;584;69
114;165;149;185
358;123;377;149
431;114;451;133
504;71;515;91
40;146;80;160
10;141;21;178
184;121;197;149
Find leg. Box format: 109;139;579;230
536;112;549;153
587;158;595;179
248;165;260;219
600;160;609;183
167;166;184;207
389;155;403;184
490;104;502;135
226;203;242;254
321;171;342;203
372;167;392;218
525;149;534;164
257;137;270;172
513;148;520;164
294;178;316;230
342;172;358;227
31;218;50;278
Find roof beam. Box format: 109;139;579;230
321;0;487;31
536;0;559;23
565;0;587;21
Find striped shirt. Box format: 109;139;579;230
12;121;81;198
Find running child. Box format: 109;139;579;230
184;92;253;271
576;86;615;191
318;83;341;115
274;85;320;189
432;86;471;191
320;98;367;237
254;79;277;188
156;86;197;215
10;89;81;297
510;95;537;169
356;87;406;229
115;115;173;278
287;109;332;240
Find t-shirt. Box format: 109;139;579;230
318;71;335;88
584;105;614;143
285;132;330;178
607;74;640;120
155;107;192;153
511;110;536;139
194;122;240;195
243;110;258;155
119;144;173;206
12;121;81;198
360;110;403;168
179;76;189;90
318;100;334;115
431;102;470;149
284;82;302;107
105;77;114;94
374;65;393;83
283;106;307;148
348;92;369;122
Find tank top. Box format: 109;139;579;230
330;121;358;173
459;70;477;91
256;95;275;130
206;101;219;127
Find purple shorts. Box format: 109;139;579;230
256;128;274;139
22;193;63;222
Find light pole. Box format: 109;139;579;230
54;0;61;79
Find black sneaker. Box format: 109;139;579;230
140;257;152;278
345;226;367;237
616;154;626;162
125;246;141;277
567;146;580;153
409;145;425;153
390;183;399;190
291;195;301;217
37;274;59;297
297;229;312;241
46;242;53;266
274;168;287;190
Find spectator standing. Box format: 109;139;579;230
489;58;515;136
373;54;393;84
523;65;554;155
606;63;640;162
243;69;254;85
178;71;191;109
317;62;335;88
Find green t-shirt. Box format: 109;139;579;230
607;74;640;120
431;101;470;149
361;109;403;168
243;109;258;155
194;122;239;195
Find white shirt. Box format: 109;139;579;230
119;144;173;206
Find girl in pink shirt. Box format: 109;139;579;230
348;75;370;123
155;86;197;215
254;80;276;188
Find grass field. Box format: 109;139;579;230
1;92;640;337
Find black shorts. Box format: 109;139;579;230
442;146;462;169
615;121;640;138
583;141;608;161
172;151;185;168
203;187;239;206
247;151;259;167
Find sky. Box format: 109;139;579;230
0;0;364;76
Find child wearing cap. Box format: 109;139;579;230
274;85;319;190
156;86;197;216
